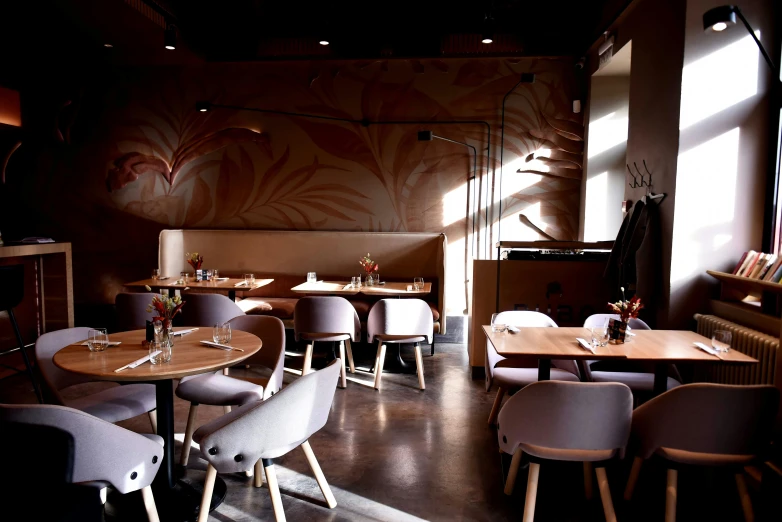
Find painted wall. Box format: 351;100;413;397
0;58;583;316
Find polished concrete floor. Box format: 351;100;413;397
0;341;753;521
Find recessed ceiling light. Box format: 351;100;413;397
319;40;329;46
104;43;113;48
164;25;177;50
481;37;493;44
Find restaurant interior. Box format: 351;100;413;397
0;0;781;520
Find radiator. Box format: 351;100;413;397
694;314;779;385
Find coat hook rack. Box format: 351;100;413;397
626;164;640;188
633;162;647;187
642;159;653;187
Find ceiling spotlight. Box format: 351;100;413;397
164;24;177;50
481;35;493;44
703;5;737;32
319;40;330;46
417;130;434;141
104;43;113;48
195;101;211;112
481;13;494;44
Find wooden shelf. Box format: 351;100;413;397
496;240;614;250
706;270;782;296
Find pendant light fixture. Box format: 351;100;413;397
481;14;494;44
164;24;177;50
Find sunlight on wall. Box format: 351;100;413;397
442;183;467;227
679;33;759;130
671;128;740;285
584;171;608;242
500;202;544;241
586;112;629;159
446;236;467;315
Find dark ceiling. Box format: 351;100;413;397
0;0;631;73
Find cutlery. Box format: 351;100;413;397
173;328;199;337
694;342;722;358
576;337;597;354
234;281;249;287
115;352;160;373
80;341;121;347
200;340;244;352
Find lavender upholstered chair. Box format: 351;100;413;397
35;328;158;430
624;384;779;522
582;314;680;392
294;296;358;388
177;293;244;327
177;315;287;467
486;311;580;425
498;381;632;522
367;299;433;391
0;403;164;521
115;292;156;331
193;359;341;522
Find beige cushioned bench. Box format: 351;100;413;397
158;230;447;334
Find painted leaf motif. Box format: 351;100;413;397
106;152;171;192
300;200;355;221
453;61;500;87
184;177;212;226
171;129;271;184
290;119;381;180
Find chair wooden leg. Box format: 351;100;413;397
302;342;314;375
345;339;356;373
735;472;754;522
148;409;157;434
414;343;425;390
595;467;617;522
374;342;386;390
665;469;678;522
504;450;523;495
254;458;264;488
583;462;593;500
140;485;160;522
301;441;337;508
522;462;540;522
488;387;506;425
263;459;287;522
180;404;199;467
196;464;217;522
624;456;643;500
338;341;347;389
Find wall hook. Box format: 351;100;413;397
626;164;640;188
642;159;653;188
633;162;647;187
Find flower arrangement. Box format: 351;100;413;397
359;253;378;276
147;294;185;327
607;287;644;323
186;252;203;271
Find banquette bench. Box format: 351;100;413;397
158;230;447;336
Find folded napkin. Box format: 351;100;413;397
80;341;121;346
576;338;596;354
200;340;244;352
234;281;249;287
172;328;199;337
115;352;159;373
694;342;720;357
215;277;229;281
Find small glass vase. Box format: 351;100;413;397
608;318;628;344
155;320;174;350
366;273;375;286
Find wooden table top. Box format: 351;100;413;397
483;326;759;364
125;277;274;292
53;329;261;382
291;281;432;296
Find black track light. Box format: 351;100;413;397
164;24;177;50
195;101;211;112
417;131;433;141
703;5;737;32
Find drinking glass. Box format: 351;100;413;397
413;277;425;291
151;268;160;280
490;313;507;333
373;273;380;285
244;273;255;286
87;328;108;352
180;271;189;283
213;323;232;344
307;272;317;283
590;326;609;348
149;340;172;364
351;276;361;288
213;269;219;279
712;330;732;353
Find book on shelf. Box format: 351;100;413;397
731;250;782;283
757;255;777;280
732;251;749;274
739;251;761;277
764;257;782;281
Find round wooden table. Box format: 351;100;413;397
54;328;261;521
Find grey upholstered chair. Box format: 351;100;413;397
582;314;680;392
486;311;580;425
193;359;342;522
35;327;158;429
177;315;287;467
115;292;156;331
498;381;632;522
178;293;244;327
294;296;358;388
0;403;164;522
367;299;433;390
624;384;779;522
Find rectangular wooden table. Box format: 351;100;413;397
125;277;273;301
291;281;432;296
483;326;758;395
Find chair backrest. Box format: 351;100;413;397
115;292;156;331
178;293;244;327
366;299;433;344
583;313;650;330
36;327;94;403
194;359;341;472
0;264;24;310
0;403;163;494
293;296;360;342
497;381;633;456
228;315;286;398
631;383;780;460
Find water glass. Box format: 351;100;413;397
351;276;361;288
490;313;507;333
712;330;732;353
151;268;160;280
87;328;109;352
180;271;189;283
413;277;425;290
213;323;232;344
307;272;317;283
590;326;609;348
213;269;219;279
149;340;172;364
244;273;256;286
